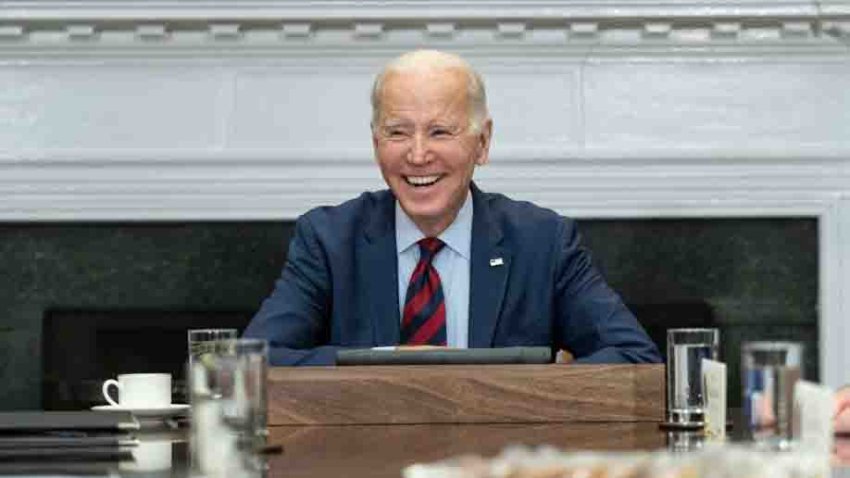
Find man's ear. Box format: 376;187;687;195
474;118;493;166
371;123;379;153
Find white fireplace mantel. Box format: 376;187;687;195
1;0;849;388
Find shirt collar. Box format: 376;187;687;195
395;189;473;260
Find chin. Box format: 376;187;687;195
400;200;448;224
402;203;444;221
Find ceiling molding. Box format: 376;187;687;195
0;0;847;54
0;0;834;22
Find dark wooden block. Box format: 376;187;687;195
268;364;664;426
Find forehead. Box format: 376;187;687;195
377;68;470;123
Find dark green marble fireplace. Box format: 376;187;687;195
0;218;818;410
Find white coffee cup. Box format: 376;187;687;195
102;373;172;409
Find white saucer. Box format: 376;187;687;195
91;403;190;418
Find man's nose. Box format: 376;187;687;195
406;134;430;165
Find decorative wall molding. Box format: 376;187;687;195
0;0;833;21
2;156;849;219
819;199;850;391
0;0;848;54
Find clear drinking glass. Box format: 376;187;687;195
741;341;804;447
665;328;720;426
187;328;238;373
666;429;705;453
190;338;268;477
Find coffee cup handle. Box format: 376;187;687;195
102;379;121;407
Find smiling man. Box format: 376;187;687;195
244;50;661;366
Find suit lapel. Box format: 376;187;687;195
468;184;511;348
362;193;400;345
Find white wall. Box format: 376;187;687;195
1;0;849;387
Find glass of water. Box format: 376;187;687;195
742;341;803;447
187;328;238;372
665;328;719;426
190;338;269;477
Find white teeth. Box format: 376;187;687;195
406;175;440;186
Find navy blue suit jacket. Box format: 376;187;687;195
244;184;661;366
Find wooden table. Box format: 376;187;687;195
147;420;850;478
29;357;850;478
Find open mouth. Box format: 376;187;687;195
404;175;442;188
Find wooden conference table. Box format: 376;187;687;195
263;364;668;477
50;364;845;477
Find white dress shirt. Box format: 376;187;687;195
395;192;472;348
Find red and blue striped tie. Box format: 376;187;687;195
400;237;447;345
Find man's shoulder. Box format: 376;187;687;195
301;189;392;222
477;188;570;231
302;189;393;219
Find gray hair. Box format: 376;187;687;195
370;50;489;133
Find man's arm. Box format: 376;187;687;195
243;214;339;366
553;219;661;364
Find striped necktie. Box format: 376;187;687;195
400;237;447;345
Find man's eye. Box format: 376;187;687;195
384;129;407;138
431;129;453;138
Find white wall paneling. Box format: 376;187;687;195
1;0;849;387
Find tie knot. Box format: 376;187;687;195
418;237;445;262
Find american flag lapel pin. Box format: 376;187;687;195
489;257;504;267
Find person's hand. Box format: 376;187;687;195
835;386;850;434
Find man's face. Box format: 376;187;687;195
372;68;492;237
